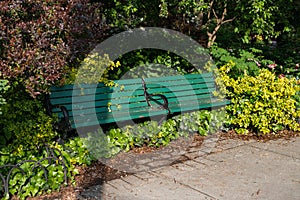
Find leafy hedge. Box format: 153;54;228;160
0;90;57;151
216;61;300;134
0;80;9;115
84;109;227;159
211;45;274;79
0;137;92;200
0;0;107;97
0;104;224;199
0;88;90;199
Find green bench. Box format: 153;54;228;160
46;72;230;132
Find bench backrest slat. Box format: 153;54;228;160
49;73;228;129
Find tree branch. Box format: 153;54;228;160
221;17;236;25
206;1;236;47
207;0;214;23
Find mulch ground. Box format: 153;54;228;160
25;130;299;200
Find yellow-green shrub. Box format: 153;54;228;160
67;53;121;87
0;97;58;154
216;61;300;134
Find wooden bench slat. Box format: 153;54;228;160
51;89;215;116
114;73;213;84
65;96;222;122
49;75;215;99
62;94;213;117
51;90;216;113
48;73;230;129
69;98;229;128
49;84;216;106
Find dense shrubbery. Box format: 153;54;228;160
0;0;107;97
211;45;274;78
0;87;57;151
216;61;300;134
84;109;227;159
0;0;299;199
110;49;195;79
0;1;108;196
213;38;300;80
0;105;225;199
257;39;300;78
0;80;9;115
0;137;92;200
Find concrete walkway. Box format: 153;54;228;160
79;136;300;200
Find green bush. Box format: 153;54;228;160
108;49;196;80
259;39;300;78
0;85;93;199
211;45;273;79
0;91;57;152
0;80;9;115
83;109;227;159
83;129;123;159
174;109;228;135
0;137;92;200
216;61;300;134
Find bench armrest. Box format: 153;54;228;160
45;95;72;133
141;78;171;115
148;93;171;115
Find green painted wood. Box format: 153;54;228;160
114;73;213;84
52;90;214;116
50;79;215;100
50;73;214;98
69;99;229;129
52;97;214;118
49;73;229;128
68;99;230;129
50;84;215;106
51;93;215;117
66;97;222;122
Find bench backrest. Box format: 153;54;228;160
49;73;229;129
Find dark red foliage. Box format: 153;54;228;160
0;0;108;97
